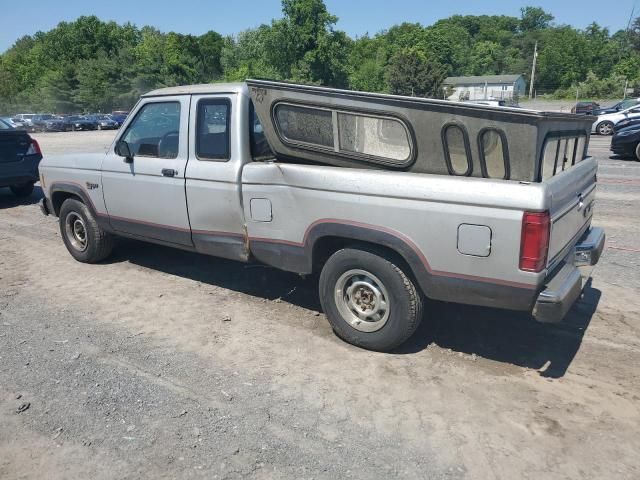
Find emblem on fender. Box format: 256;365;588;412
86;182;99;190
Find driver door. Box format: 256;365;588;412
101;95;192;246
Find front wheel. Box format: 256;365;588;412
10;182;34;197
635;142;640;162
597;121;614;135
59;198;113;263
319;247;423;352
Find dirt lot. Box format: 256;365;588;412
1;131;639;480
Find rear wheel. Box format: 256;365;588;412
59;198;113;263
319;247;423;352
597;121;614;135
10;182;34;197
635;143;640;162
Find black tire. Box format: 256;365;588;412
10;182;34;197
319;247;423;352
59;198;113;263
597;121;614;136
635;143;640;162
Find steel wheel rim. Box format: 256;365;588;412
335;269;390;332
599;123;612;135
65;212;88;252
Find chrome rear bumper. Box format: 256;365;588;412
533;227;605;323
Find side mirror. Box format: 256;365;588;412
115;140;133;163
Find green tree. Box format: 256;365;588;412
537;27;590;91
1;0;639;112
386;49;448;97
520;6;554;32
347;35;388;92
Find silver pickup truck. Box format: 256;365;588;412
39;80;605;351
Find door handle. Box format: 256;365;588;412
161;168;178;177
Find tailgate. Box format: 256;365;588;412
0;131;31;163
545;157;598;266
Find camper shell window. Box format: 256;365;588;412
273;102;414;167
540;132;587;180
442;123;472;176
478;128;510;180
275;104;334;149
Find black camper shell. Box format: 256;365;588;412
247;79;595;183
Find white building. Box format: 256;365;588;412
443;75;527;103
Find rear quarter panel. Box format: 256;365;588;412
242;163;548;309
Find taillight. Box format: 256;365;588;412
26;138;41;156
519;211;550;272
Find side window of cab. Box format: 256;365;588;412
121;102;181;159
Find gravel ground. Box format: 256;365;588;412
0;132;639;480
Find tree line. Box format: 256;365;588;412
1;0;639;114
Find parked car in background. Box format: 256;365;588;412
43;116;70;132
1;117;22;129
0;118;43;197
462;99;508;107
31;114;57;132
592;105;640;135
13;113;36;130
571;101;600;115
610;123;640;160
64;115;97;131
86;114;119;130
613;117;640;132
598;98;640;115
108;113;127;127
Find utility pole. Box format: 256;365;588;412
529;41;538;100
624;79;629;99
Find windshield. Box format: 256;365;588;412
618;99;639;110
621;104;640;114
0;119;11;130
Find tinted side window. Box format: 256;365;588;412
196;99;230;160
122;102;181;159
275;104;334;148
442;124;471;176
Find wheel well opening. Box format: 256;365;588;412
312;236;415;281
51;191;82;216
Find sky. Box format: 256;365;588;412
0;0;637;53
